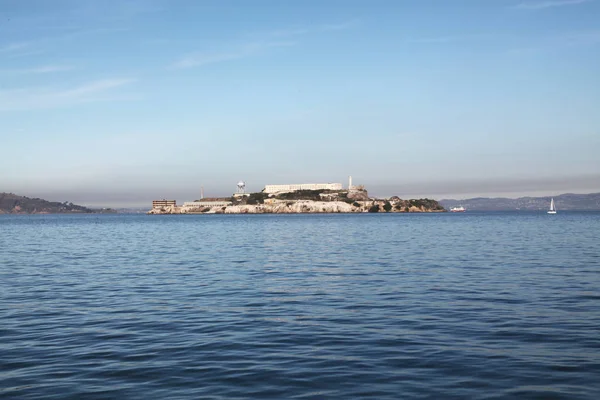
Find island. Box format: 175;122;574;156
0;192;95;214
148;183;445;215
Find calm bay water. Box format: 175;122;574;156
1;212;599;399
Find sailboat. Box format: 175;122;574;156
547;198;557;214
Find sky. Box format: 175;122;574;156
1;0;599;207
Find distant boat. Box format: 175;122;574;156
450;206;466;213
547;198;557;214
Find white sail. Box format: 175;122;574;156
548;198;557;214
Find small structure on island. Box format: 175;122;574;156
234;180;249;198
237;181;246;194
346;176;369;201
152;199;176;208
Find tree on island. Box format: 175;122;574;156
383;201;392;212
246;192;268;205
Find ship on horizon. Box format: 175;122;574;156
450;206;466;213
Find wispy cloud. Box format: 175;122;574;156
0;26;129;59
59;27;131;40
0;42;32;54
405;36;460;44
320;21;360;32
405;29;600;53
60;79;135;97
506;30;600;54
144;38;170;45
265;20;359;38
0;42;48;59
171;41;295;69
512;0;591;10
561;30;600;45
0;78;136;111
404;33;506;44
171;20;358;70
27;65;75;73
1;64;75;74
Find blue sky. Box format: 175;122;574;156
1;0;599;206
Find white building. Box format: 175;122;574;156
183;201;231;208
263;183;343;194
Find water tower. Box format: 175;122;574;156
236;181;246;194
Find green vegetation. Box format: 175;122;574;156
276;189;325;201
383;201;392;212
0;192;94;214
408;198;445;211
246;192;269;205
227;192;445;214
392;198;444;212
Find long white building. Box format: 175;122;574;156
263;183;343;194
183;201;232;208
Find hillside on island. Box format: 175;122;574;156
0;193;94;214
440;192;600;211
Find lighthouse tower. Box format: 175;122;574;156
348;175;353;190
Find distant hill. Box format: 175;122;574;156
440;192;600;211
0;193;94;214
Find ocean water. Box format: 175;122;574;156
1;212;599;399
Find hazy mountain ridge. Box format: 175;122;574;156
440;193;600;211
0;193;94;214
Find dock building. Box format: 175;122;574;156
152;200;176;208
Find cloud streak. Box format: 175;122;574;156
0;78;135;111
405;36;458;44
513;0;591;10
506;30;600;54
0;42;31;53
0;42;43;58
404;33;508;45
0;26;129;59
267;20;359;38
171;41;296;69
171;20;358;69
1;64;75;74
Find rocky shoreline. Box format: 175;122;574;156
148;195;446;215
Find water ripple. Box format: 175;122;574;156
1;212;599;399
